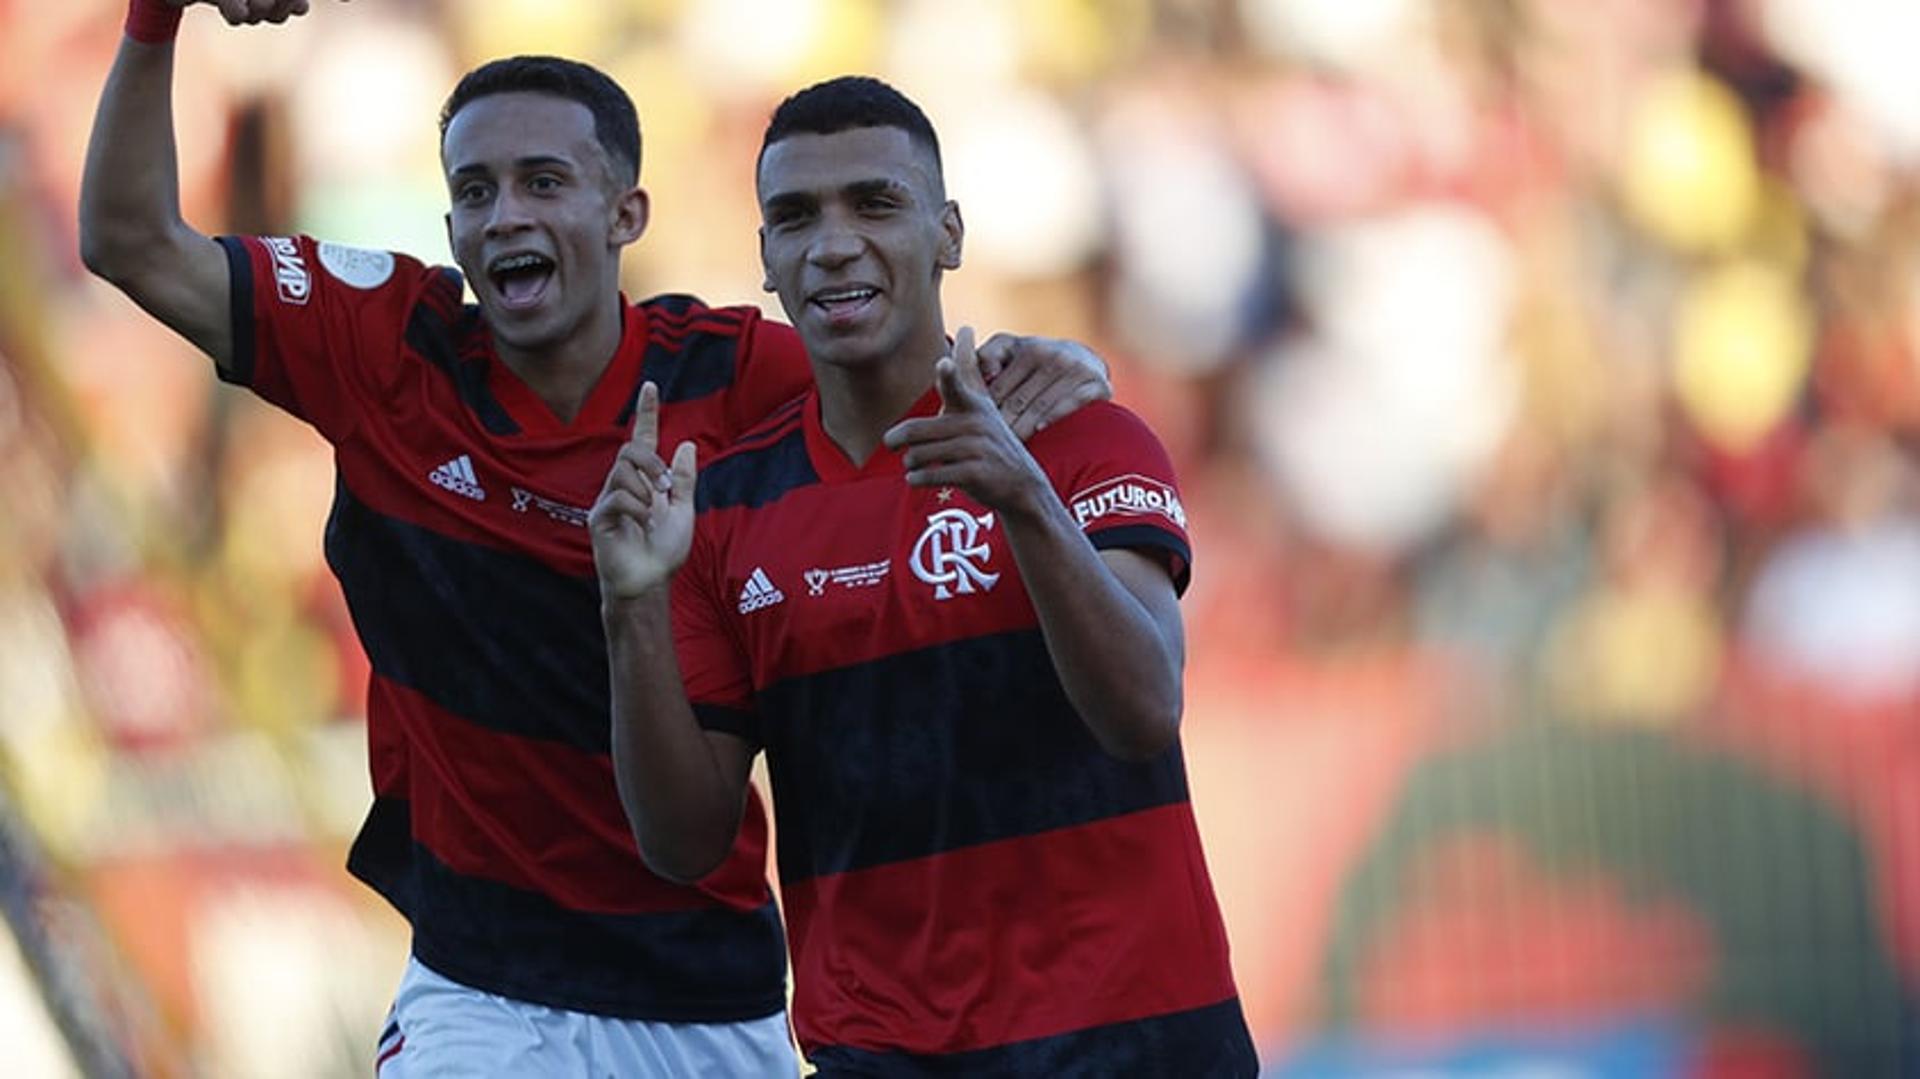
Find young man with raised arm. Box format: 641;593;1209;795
79;3;1111;1073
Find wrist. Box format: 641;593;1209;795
601;582;671;618
126;0;184;44
998;472;1066;529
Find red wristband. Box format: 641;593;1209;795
125;0;184;44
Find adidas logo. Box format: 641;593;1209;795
429;454;486;501
737;567;785;614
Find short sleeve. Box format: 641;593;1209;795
216;234;451;445
1031;401;1194;595
671;521;762;745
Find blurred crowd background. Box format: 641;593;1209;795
2;0;1919;1075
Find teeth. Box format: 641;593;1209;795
491;254;550;274
815;288;876;303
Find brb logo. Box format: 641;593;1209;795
262;236;311;305
909;509;999;600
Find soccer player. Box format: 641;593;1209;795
78;2;1111;1073
591;76;1258;1075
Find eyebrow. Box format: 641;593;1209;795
846;178;911;201
762;177;912;212
448;154;577;180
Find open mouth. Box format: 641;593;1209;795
810;286;879;324
488;253;556;310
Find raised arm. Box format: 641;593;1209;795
590;383;757;883
78;0;321;374
884;328;1184;761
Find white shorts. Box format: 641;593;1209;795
374;956;798;1077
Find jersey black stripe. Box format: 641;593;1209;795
325;478;611;749
648;324;756;360
404;296;519;435
640;293;715;321
629;322;748;410
806;996;1258;1077
349;811;788;1022
758;628;1191;882
642;294;753;335
216;237;258;387
693;702;760;741
696;426;819;512
649;313;751;341
725;395;808;453
1088;523;1193;595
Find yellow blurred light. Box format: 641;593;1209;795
220;451;335;592
447;0;622;66
604;44;715;179
1548;588;1723;727
679;0;857;94
234;623;341;736
792;0;886;87
1744;177;1811;272
626;0;691;24
1019;0;1151;83
1621;70;1760;253
9;725;110;863
1672;261;1812;453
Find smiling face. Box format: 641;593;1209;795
442;91;647;366
757;125;961;375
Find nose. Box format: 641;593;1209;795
485;187;533;237
806;215;863;270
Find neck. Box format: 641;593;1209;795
494;297;624;424
815;337;945;467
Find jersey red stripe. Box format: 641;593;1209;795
781;804;1237;1055
376;675;772;916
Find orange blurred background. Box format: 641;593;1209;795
1;0;1917;1075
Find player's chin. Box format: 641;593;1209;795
484;307;566;353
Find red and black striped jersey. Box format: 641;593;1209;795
217;234;807;1020
674;387;1257;1072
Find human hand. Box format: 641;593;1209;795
180;0;336;26
589;382;699;601
884;327;1052;513
975;332;1111;440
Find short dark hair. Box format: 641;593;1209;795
759;75;943;187
440;56;641;186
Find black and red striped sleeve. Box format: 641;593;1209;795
215;234;445;444
1031;401;1194;594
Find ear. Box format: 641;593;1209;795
936;200;964;271
611;186;651;247
758;225;774;292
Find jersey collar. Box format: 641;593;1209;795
802;384;942;484
483;297;647;436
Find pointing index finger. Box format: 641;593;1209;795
632;381;660;453
952;326;978;383
937;326;989;412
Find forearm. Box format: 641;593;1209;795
79;31;233;364
79;37;189;279
1000;493;1184;760
603;590;748;882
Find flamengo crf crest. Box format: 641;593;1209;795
910;508;1000;600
